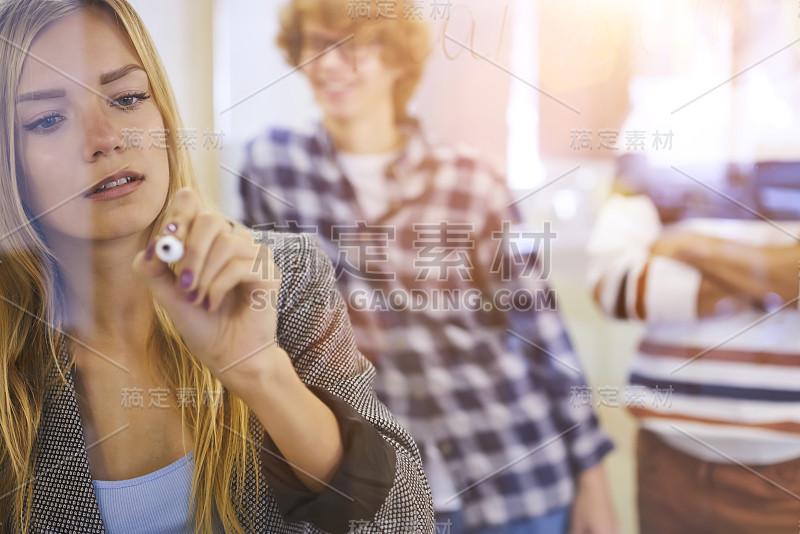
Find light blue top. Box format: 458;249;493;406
92;451;224;533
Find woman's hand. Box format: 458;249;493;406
132;187;284;393
133;188;345;490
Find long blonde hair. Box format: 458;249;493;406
0;1;259;532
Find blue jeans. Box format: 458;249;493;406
435;507;569;534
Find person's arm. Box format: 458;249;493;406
134;205;432;533
588;193;698;321
474;170;616;534
570;464;618;534
587;193;753;321
661;233;800;309
258;232;434;534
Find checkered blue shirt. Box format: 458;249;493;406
237;120;613;529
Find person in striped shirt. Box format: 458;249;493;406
587;156;800;533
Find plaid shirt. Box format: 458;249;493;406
238;120;613;529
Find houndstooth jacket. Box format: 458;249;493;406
23;231;434;533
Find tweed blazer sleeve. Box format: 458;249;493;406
239;231;435;533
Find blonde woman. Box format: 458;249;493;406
0;0;433;532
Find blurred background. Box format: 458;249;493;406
129;1;800;531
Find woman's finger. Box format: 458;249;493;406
205;257;266;313
133;187;205;312
192;230;254;307
132;241;200;320
156;187;202;260
175;210;232;300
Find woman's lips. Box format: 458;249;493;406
85;177;144;200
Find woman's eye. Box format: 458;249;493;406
113;92;151;110
23;113;65;133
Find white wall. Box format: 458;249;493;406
129;0;217;201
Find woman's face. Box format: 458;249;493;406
15;7;170;242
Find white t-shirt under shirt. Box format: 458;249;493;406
336;150;399;221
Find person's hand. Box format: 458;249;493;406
649;228;700;260
696;276;753;317
673;236;800;307
650;230;800;310
569;464;618;534
132;187;284;394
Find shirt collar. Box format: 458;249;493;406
311;117;434;180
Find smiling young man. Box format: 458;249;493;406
238;1;617;532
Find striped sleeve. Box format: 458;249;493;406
587;193;701;322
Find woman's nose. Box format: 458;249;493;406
82;104;123;161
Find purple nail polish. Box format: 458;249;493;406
202;296;210;311
145;243;155;261
179;269;193;289
187;289;199;302
164;222;178;235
